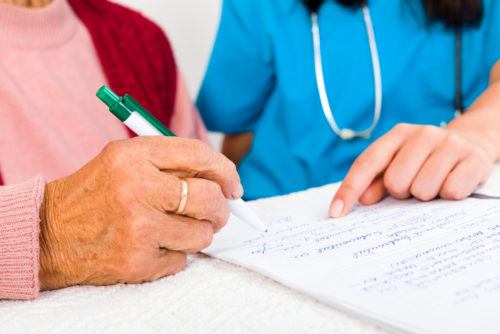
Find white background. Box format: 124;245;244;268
111;1;224;149
112;0;222;98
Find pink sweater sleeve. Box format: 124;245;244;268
0;176;45;300
169;70;209;143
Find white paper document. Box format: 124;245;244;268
205;181;500;333
474;163;500;198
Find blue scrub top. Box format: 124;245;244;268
197;0;500;200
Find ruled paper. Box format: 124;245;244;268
205;172;500;334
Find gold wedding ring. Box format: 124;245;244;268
176;177;188;215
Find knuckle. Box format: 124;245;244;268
480;164;494;183
204;179;222;196
117;220;138;247
112;175;153;206
189;180;225;222
414;126;444;148
215;189;227;210
102;140;128;163
200;181;223;209
440;184;467;201
212;199;231;233
383;172;406;198
391;123;419;137
215;155;241;193
218;201;231;228
201;233;214;250
221;155;238;177
468;146;488;162
171;253;188;273
189;140;214;166
113;183;139;205
354;151;377;170
419;125;439;138
127;216;145;239
443;132;462;148
121;214;150;245
178;254;188;270
393;123;413;135
151;253;188;280
196;225;214;250
410;184;436;202
116;251;142;279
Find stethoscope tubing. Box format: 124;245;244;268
312;5;382;140
312;4;463;141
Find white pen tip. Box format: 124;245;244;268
228;198;268;232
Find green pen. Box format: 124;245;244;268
97;85;175;137
97;85;268;232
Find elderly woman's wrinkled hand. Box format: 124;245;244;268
38;137;242;290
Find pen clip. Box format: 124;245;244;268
123;95;176;137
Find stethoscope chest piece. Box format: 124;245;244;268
338;129;362;140
338;129;356;140
312;4;464;141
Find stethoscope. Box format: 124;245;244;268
311;4;463;141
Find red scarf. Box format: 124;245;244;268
68;0;177;132
0;0;178;186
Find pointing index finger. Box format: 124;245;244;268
330;124;412;217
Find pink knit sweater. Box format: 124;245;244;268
0;0;207;300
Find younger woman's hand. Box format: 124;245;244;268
330;123;496;218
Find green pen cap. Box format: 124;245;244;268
97;86;119;107
97;85;132;122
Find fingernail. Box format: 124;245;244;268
231;183;244;199
331;200;344;218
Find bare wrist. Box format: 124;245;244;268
39;181;72;290
447;113;500;162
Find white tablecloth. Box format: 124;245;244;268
0;256;391;334
0;187;391;334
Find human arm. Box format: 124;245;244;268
0;87;235;297
221;133;254;166
196;0;275;134
330;61;500;218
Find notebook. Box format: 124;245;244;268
204;165;500;334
